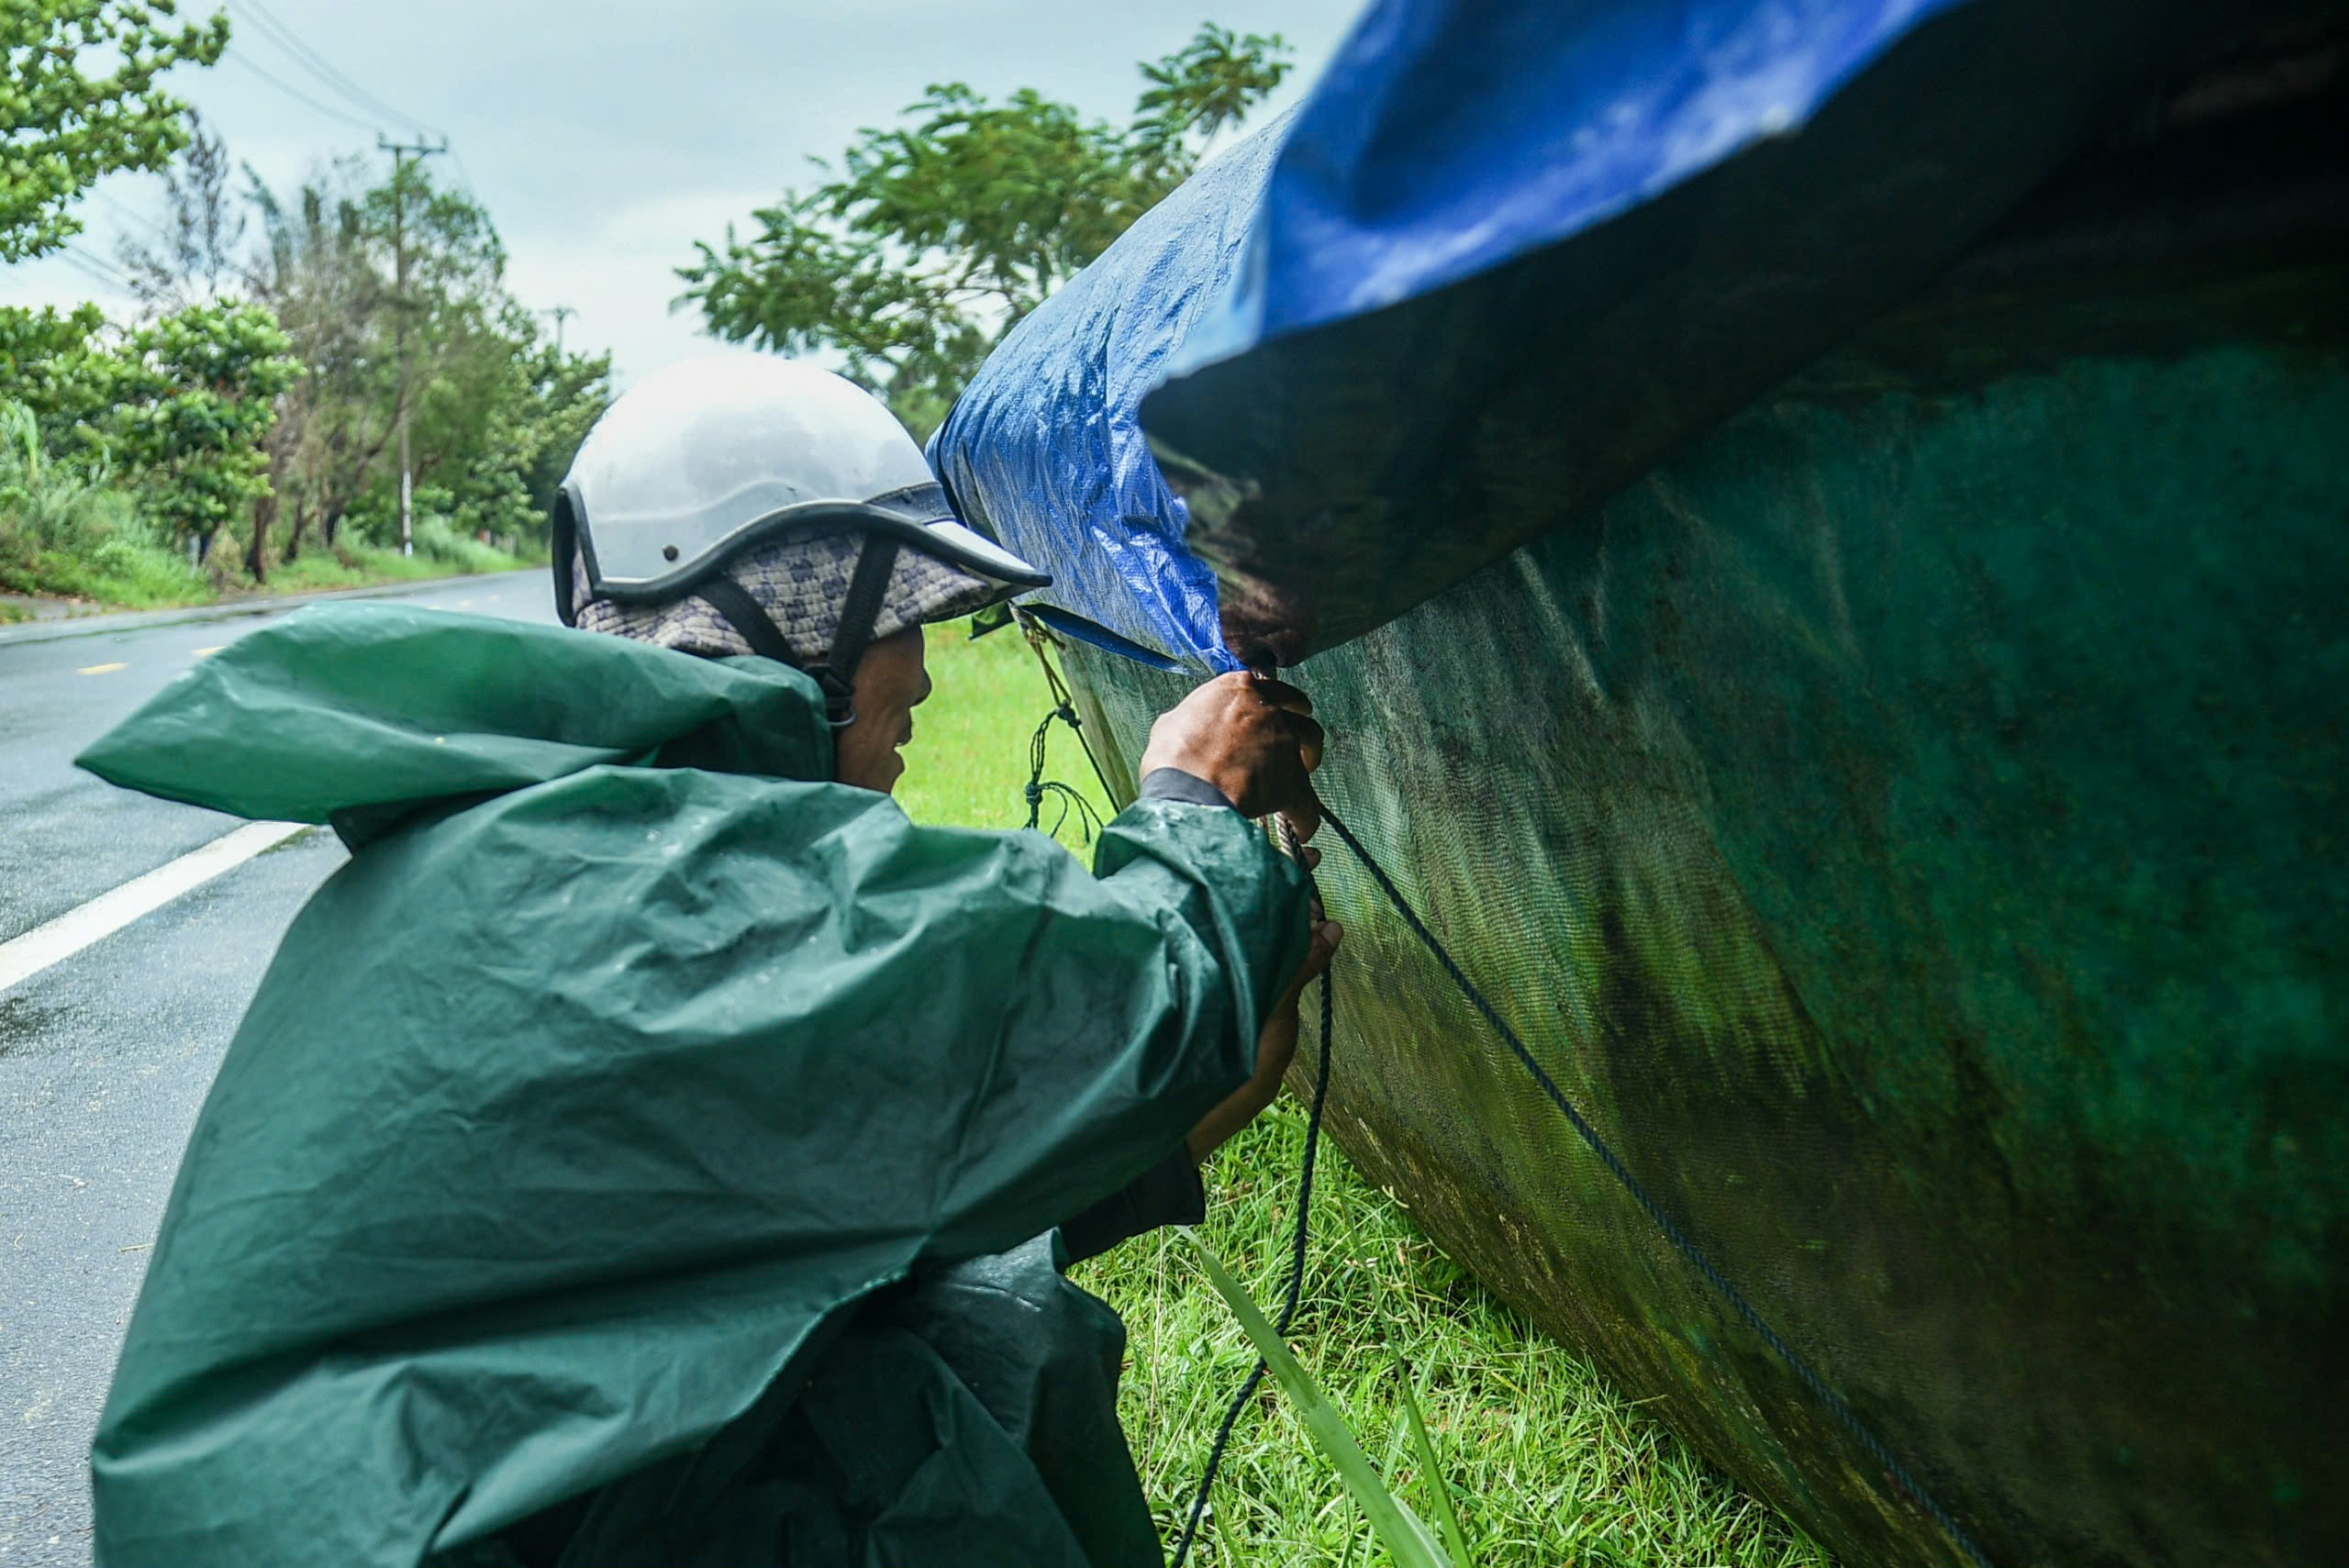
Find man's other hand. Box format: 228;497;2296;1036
1140;672;1326;840
1186;912;1342;1161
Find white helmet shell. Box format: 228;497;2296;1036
556;351;1043;610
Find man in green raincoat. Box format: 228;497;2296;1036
77;354;1338;1567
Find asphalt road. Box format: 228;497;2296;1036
0;573;553;1565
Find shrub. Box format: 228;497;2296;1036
0;399;219;605
414;512;524;573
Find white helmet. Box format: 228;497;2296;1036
552;353;1046;712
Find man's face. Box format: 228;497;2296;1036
833;626;931;795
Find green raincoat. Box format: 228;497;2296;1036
76;603;1308;1568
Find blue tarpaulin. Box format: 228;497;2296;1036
931;0;2232;668
1161;0;1968;379
930;121;1286;673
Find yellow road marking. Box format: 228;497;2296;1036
192;646;223;659
77;662;126;675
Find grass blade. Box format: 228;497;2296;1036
1182;1229;1452;1568
1397;1359;1473;1567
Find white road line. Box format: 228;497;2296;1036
78;662;126;675
0;821;310;996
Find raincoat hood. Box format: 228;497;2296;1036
74;601;1309;1568
77;602;836;840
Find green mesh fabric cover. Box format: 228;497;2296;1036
1059;266;2347;1567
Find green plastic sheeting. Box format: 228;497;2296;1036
76;604;1308;1568
1060;261;2348;1566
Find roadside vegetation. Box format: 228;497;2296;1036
905;628;1825;1568
2;3;606;613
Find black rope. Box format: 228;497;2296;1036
1019;612;1121;807
1314;801;1998;1568
1024;703;1105;842
1170;821;1334;1568
1017;618;1117;844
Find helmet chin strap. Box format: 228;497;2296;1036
693;539;902;729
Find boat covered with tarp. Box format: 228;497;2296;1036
930;1;2348;1563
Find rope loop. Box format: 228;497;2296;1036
1022;696;1104;841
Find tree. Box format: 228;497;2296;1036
242;158;510;562
676;20;1289;436
116;110;245;311
0;303;115;447
0;0;230;261
6;85;602;600
106;301;302;562
430;305;610;547
244;162;393;567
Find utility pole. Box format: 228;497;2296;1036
539;306;576;355
379;134;448;557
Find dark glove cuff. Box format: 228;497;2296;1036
1139;767;1236;811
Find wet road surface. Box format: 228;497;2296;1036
0;573;551;1564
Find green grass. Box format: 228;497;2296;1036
1;539;210;608
0;536;536;610
1089;1106;1827;1568
263;539;531;595
901;625;1830;1568
895;621;1115;852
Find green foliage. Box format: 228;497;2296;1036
4;116;596;606
0;0;229;261
0;395;206;604
235;156;606;566
0;396;111;560
106;300;302;548
893;623;1111;857
410;506;520;573
114;108;243;308
416;302;612;549
242;160;402;553
0;302;117;448
264;536;525;595
677;20;1289;435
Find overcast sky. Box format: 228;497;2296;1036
5;0;1363;386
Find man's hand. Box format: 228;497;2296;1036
1186;908;1342;1161
1140;672;1325;839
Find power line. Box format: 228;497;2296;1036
223;45;379;133
64;241;130;284
214;0;478;214
223;0;445;139
95;189;174;246
447;144;483;201
59;257;125;295
235;0;441;135
60;243;134;294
